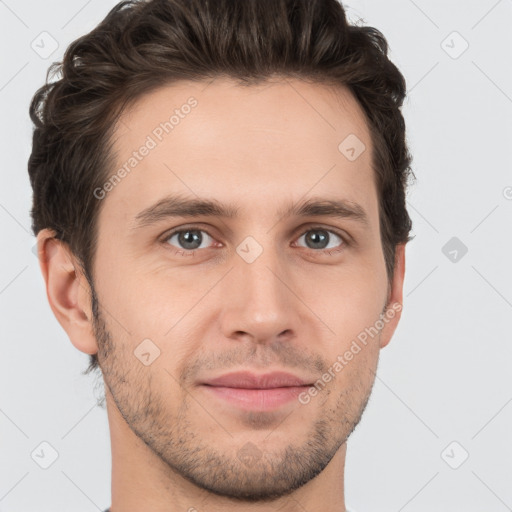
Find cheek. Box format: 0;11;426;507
95;231;388;347
311;266;387;331
93;255;175;348
310;264;387;372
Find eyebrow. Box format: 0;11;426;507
131;193;370;230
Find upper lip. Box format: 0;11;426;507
200;371;313;389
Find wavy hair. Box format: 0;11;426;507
28;0;415;375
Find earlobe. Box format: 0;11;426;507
379;243;406;349
36;229;99;356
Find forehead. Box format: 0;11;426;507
102;77;377;228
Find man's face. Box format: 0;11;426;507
91;77;399;500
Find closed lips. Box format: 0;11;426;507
200;371;313;389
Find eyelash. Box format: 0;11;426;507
161;225;350;257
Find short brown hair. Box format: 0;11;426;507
28;0;415;375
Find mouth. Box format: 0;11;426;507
199;371;313;411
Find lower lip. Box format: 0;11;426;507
201;385;310;411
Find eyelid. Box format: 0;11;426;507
159;223;219;244
293;224;352;246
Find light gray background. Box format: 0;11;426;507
1;1;511;511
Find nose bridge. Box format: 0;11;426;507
244;244;287;308
220;234;299;341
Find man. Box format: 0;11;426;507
28;0;414;510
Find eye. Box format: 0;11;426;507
162;225;348;255
164;227;217;251
294;227;347;254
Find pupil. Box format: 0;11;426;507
180;230;201;249
307;230;328;249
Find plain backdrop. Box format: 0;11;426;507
1;1;511;511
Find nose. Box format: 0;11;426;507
219;245;303;345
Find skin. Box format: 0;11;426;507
37;77;405;512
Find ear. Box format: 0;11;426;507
36;228;99;356
379;243;406;349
